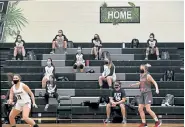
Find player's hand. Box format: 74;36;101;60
33;103;38;108
8;99;13;105
156;89;159;94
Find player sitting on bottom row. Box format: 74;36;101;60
105;81;127;124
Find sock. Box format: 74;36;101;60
109;86;112;89
52;48;55;52
154;117;158;122
64;48;67;52
99;85;102;88
142;119;146;123
33;124;39;127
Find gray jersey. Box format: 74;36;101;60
139;73;151;93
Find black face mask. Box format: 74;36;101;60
13;80;19;84
104;61;109;64
140;69;145;73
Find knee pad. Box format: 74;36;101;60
79;64;84;69
73;64;77;69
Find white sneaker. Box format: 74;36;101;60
50;51;54;54
44;104;49;111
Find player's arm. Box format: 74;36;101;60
116;97;126;105
8;87;14;104
109;91;115;104
130;82;140;87
147;74;159;92
23;84;36;105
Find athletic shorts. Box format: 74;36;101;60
14;102;31;111
138;91;153;105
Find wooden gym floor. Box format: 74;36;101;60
2;124;184;127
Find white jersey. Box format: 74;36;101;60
76;53;85;64
13;82;31;104
45;66;54;76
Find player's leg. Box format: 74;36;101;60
44;93;50;111
106;76;113;89
105;103;111;123
79;64;84;72
155;47;160;60
119;103;127;123
42;76;48;88
63;41;67;54
9;106;21;127
73;63;78;72
98;76;106;89
22;103;39;127
145;47;150;60
138;94;147;127
145;92;161;127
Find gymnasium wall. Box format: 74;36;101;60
6;1;184;43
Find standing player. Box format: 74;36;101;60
8;74;39;127
130;64;161;127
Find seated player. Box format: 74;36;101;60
44;75;59;111
145;33;160;60
91;34;102;60
73;47;85;72
13;35;26;60
98;58;116;89
42;58;55;88
105;81;127;124
50;30;68;54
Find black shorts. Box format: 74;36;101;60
138;91;153;105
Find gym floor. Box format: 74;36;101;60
2;124;184;127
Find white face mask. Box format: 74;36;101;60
47;61;51;66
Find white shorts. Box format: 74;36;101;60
14;102;31;111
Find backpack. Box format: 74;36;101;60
131;38;139;48
57;76;69;81
163;70;175;81
86;69;95;73
101;51;111;60
27;51;37;60
161;51;170;60
161;94;174;106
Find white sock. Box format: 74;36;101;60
142;119;146;123
154;117;158;122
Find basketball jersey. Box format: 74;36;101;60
45;66;54;76
13;82;31;104
140;73;152;93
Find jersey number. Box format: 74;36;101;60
17;95;22;100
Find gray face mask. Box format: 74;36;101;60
47;61;51;66
77;49;81;54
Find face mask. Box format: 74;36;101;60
13;80;19;84
104;61;109;65
77;49;81;54
58;32;62;36
140;69;145;73
47;61;51;66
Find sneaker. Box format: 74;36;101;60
138;123;148;127
145;57;148;60
157;57;161;60
122;118;127;124
64;51;67;54
44;104;49;111
12;57;16;60
154;121;162;127
50;51;54;54
104;118;110;123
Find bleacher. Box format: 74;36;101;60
0;42;184;124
